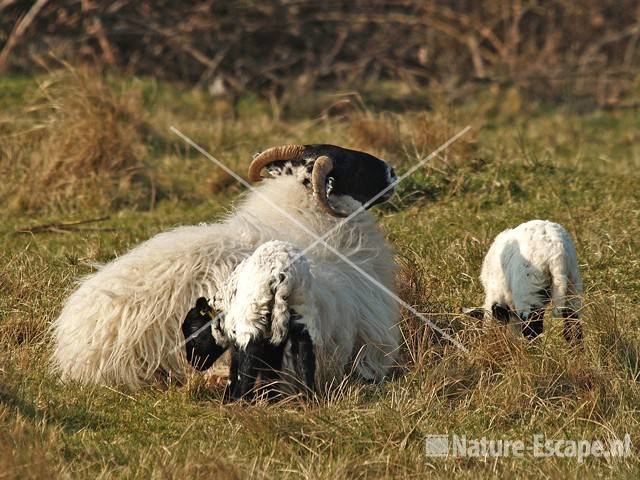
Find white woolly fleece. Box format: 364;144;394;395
51;174;400;388
215;240;314;349
480;219;582;320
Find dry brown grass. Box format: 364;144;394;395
347;110;478;167
0;71;638;478
1;68;151;214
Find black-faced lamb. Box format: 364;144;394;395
183;241;317;401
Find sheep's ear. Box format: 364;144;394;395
462;307;485;320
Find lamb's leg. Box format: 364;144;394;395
560;280;583;345
561;309;583;344
289;322;316;395
182;298;227;371
520;306;545;340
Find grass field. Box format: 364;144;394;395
1;69;639;478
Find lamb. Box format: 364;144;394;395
469;220;583;343
52;144;400;388
184;241;317;401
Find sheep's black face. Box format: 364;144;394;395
252;143;395;216
224;316;316;403
304;144;396;208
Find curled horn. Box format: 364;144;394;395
311;156;347;218
248;145;305;182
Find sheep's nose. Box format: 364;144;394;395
385;165;397;185
381;165;397;200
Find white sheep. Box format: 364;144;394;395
52;144;400;388
472;220;583;342
188;238;400;400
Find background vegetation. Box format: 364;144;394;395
1;2;640;478
2;1;640;109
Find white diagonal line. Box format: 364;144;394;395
183;312;224;345
171;126;470;353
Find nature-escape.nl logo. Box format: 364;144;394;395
424;433;633;463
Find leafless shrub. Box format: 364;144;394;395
1;1;638;106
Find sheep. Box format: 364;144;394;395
468;220;583;343
52;144;400;388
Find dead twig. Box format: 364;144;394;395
0;0;50;71
14;216;114;235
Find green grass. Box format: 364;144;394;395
1;71;639;478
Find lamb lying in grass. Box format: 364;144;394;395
467;220;583;343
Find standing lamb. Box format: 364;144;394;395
474;220;583;343
184;240;317;401
52;144;400;388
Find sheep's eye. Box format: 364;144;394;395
326;176;335;195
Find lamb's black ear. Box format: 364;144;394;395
195;297;210;312
182;297;227;371
289;322;316;395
